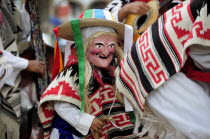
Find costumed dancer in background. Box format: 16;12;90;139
105;0;185;35
114;0;210;138
38;9;144;139
105;0;158;36
49;0;72;51
105;0;152;22
0;0;45;138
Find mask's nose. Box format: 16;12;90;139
101;47;110;57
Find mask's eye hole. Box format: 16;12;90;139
109;45;114;48
95;43;103;48
96;44;103;48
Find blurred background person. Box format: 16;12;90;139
0;0;45;139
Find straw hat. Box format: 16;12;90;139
57;9;129;41
124;0;159;34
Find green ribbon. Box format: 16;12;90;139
70;19;85;112
128;111;136;123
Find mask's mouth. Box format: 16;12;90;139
96;54;110;59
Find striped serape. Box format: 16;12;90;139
115;0;210;119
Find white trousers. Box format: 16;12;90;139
147;72;210;139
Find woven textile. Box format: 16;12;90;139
115;0;210;119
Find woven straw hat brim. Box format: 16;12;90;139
58;18;126;41
139;0;159;33
125;0;159;34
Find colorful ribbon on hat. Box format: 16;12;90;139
81;9;114;20
70;19;85;112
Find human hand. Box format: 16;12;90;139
118;1;150;22
90;118;104;138
26;60;45;76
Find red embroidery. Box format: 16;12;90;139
105;120;115;129
139;32;167;84
188;22;210;40
170;3;190;46
114;114;132;126
42;81;80;100
105;114;132;129
101;89;120;107
41;102;54;119
90;96;103;115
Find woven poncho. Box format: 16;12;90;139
115;0;210;120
